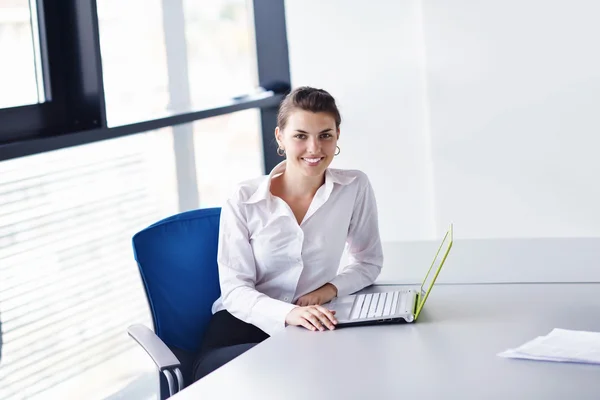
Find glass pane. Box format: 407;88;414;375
0;131;178;399
194;108;263;207
0;0;43;108
184;0;257;109
97;0;257;127
96;0;169;127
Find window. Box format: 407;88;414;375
183;0;258;109
96;0;169;127
0;0;289;398
0;0;44;109
194;109;263;207
0;131;177;399
97;0;257;127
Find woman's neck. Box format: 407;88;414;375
277;167;325;199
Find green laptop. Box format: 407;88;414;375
328;224;453;326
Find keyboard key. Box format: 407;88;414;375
383;293;393;316
350;295;365;320
391;291;399;315
375;293;386;317
367;293;379;318
359;294;371;319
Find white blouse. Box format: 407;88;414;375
211;160;383;335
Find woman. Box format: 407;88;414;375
193;86;383;380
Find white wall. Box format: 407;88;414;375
285;0;436;242
422;0;600;240
285;0;600;243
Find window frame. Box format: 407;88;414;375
0;0;106;143
0;0;291;174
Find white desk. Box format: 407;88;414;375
172;284;600;400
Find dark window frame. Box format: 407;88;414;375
0;0;291;174
0;0;106;144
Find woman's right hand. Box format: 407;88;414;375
285;305;338;331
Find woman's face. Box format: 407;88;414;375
275;109;339;178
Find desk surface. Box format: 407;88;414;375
172;284;600;400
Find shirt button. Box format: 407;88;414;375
284;297;289;301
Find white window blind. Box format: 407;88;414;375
0;130;178;399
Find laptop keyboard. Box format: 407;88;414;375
349;291;408;320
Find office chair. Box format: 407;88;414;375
128;208;222;399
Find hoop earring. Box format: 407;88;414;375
335;146;341;156
277;147;286;157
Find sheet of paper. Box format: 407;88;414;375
498;328;600;364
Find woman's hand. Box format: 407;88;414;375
295;283;338;306
285;305;338;331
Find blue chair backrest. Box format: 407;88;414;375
132;208;222;353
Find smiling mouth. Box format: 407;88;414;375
301;157;324;166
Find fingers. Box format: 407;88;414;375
302;312;322;331
297;298;308;307
296;296;310;306
307;307;336;331
299;318;317;332
315;305;338;325
299;309;326;331
293;305;338;332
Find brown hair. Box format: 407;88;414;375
277;86;342;130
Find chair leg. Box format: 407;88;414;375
174;368;184;392
163;370;176;397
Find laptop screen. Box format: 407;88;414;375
418;225;453;309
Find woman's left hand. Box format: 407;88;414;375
295;283;338;306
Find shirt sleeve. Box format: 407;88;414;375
217;196;297;336
329;173;383;297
